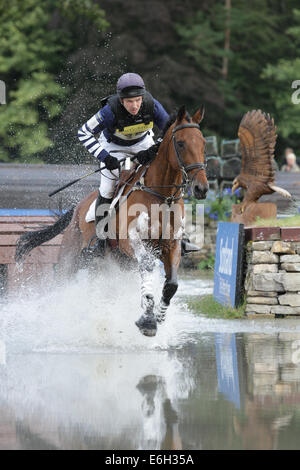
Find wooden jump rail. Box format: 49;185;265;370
0;214;63;295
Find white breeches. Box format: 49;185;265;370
99;132;155;199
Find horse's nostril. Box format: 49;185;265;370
193;184;208;199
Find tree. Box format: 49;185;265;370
175;0;300;152
262;9;300;156
0;0;108;162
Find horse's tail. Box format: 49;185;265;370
15;207;75;263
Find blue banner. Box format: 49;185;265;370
213;221;244;307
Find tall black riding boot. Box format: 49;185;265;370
88;193;112;257
181;237;201;256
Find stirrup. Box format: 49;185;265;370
86;235;107;258
181;239;201;256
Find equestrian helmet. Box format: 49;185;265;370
117;73;145;98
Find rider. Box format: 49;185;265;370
78;72;168;255
78;72;200;256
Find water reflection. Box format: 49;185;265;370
0;351;191;450
136;375;182;450
215;333;241;409
0;331;300;449
215;332;300;450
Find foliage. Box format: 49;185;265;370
0;0;108;162
1;0;300;163
187;294;246;319
197;254;215;271
204;187;242;221
262;9;300;146
187;187;242;222
176;0;300;160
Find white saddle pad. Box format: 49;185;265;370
85;199;96;223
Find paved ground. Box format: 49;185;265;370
0;163;300;214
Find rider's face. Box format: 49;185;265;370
121;96;143;115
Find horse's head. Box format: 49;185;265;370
168;105;209;200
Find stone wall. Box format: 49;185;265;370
245;235;300;318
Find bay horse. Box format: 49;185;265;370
16;105;208;337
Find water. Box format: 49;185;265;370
1;263;300;450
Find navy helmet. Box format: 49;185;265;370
117;73;145;98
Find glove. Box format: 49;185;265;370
104;154;121;171
136;143;160;166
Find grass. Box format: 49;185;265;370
254;214;300;227
187;294;246;319
197;254;215;271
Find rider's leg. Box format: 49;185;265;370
88;132;156;257
88;165;118;257
88;192;113;257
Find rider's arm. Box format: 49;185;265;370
77;105;114;161
153;99;169;131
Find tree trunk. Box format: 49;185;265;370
222;0;231;79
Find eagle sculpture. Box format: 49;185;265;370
232;109;291;210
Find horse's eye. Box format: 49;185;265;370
177;141;185;148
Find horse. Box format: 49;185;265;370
16;105;209;337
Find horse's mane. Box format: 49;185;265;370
161;109;191;138
161;112;177;137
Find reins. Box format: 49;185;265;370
127;122;207;206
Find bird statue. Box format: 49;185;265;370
232;110;291;216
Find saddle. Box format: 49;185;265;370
113;164;139;199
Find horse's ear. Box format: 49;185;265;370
176;105;187;123
192;105;205;124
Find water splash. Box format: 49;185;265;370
0;259;201;354
1;259;300;355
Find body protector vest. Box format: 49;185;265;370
102;92;155;146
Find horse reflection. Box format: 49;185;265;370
136;375;182;450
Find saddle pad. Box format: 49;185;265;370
85;199;96;223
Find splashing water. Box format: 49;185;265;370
2;256;300;356
0;258;203;354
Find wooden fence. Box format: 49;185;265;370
0;215;62;295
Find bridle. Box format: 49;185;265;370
137;122;207;205
172;122;207;182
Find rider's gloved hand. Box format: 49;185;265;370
136;142;160;166
104;154;121;171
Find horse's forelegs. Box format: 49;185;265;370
156;267;178;323
135;248;157;336
139;250;155;309
156;243;180;323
